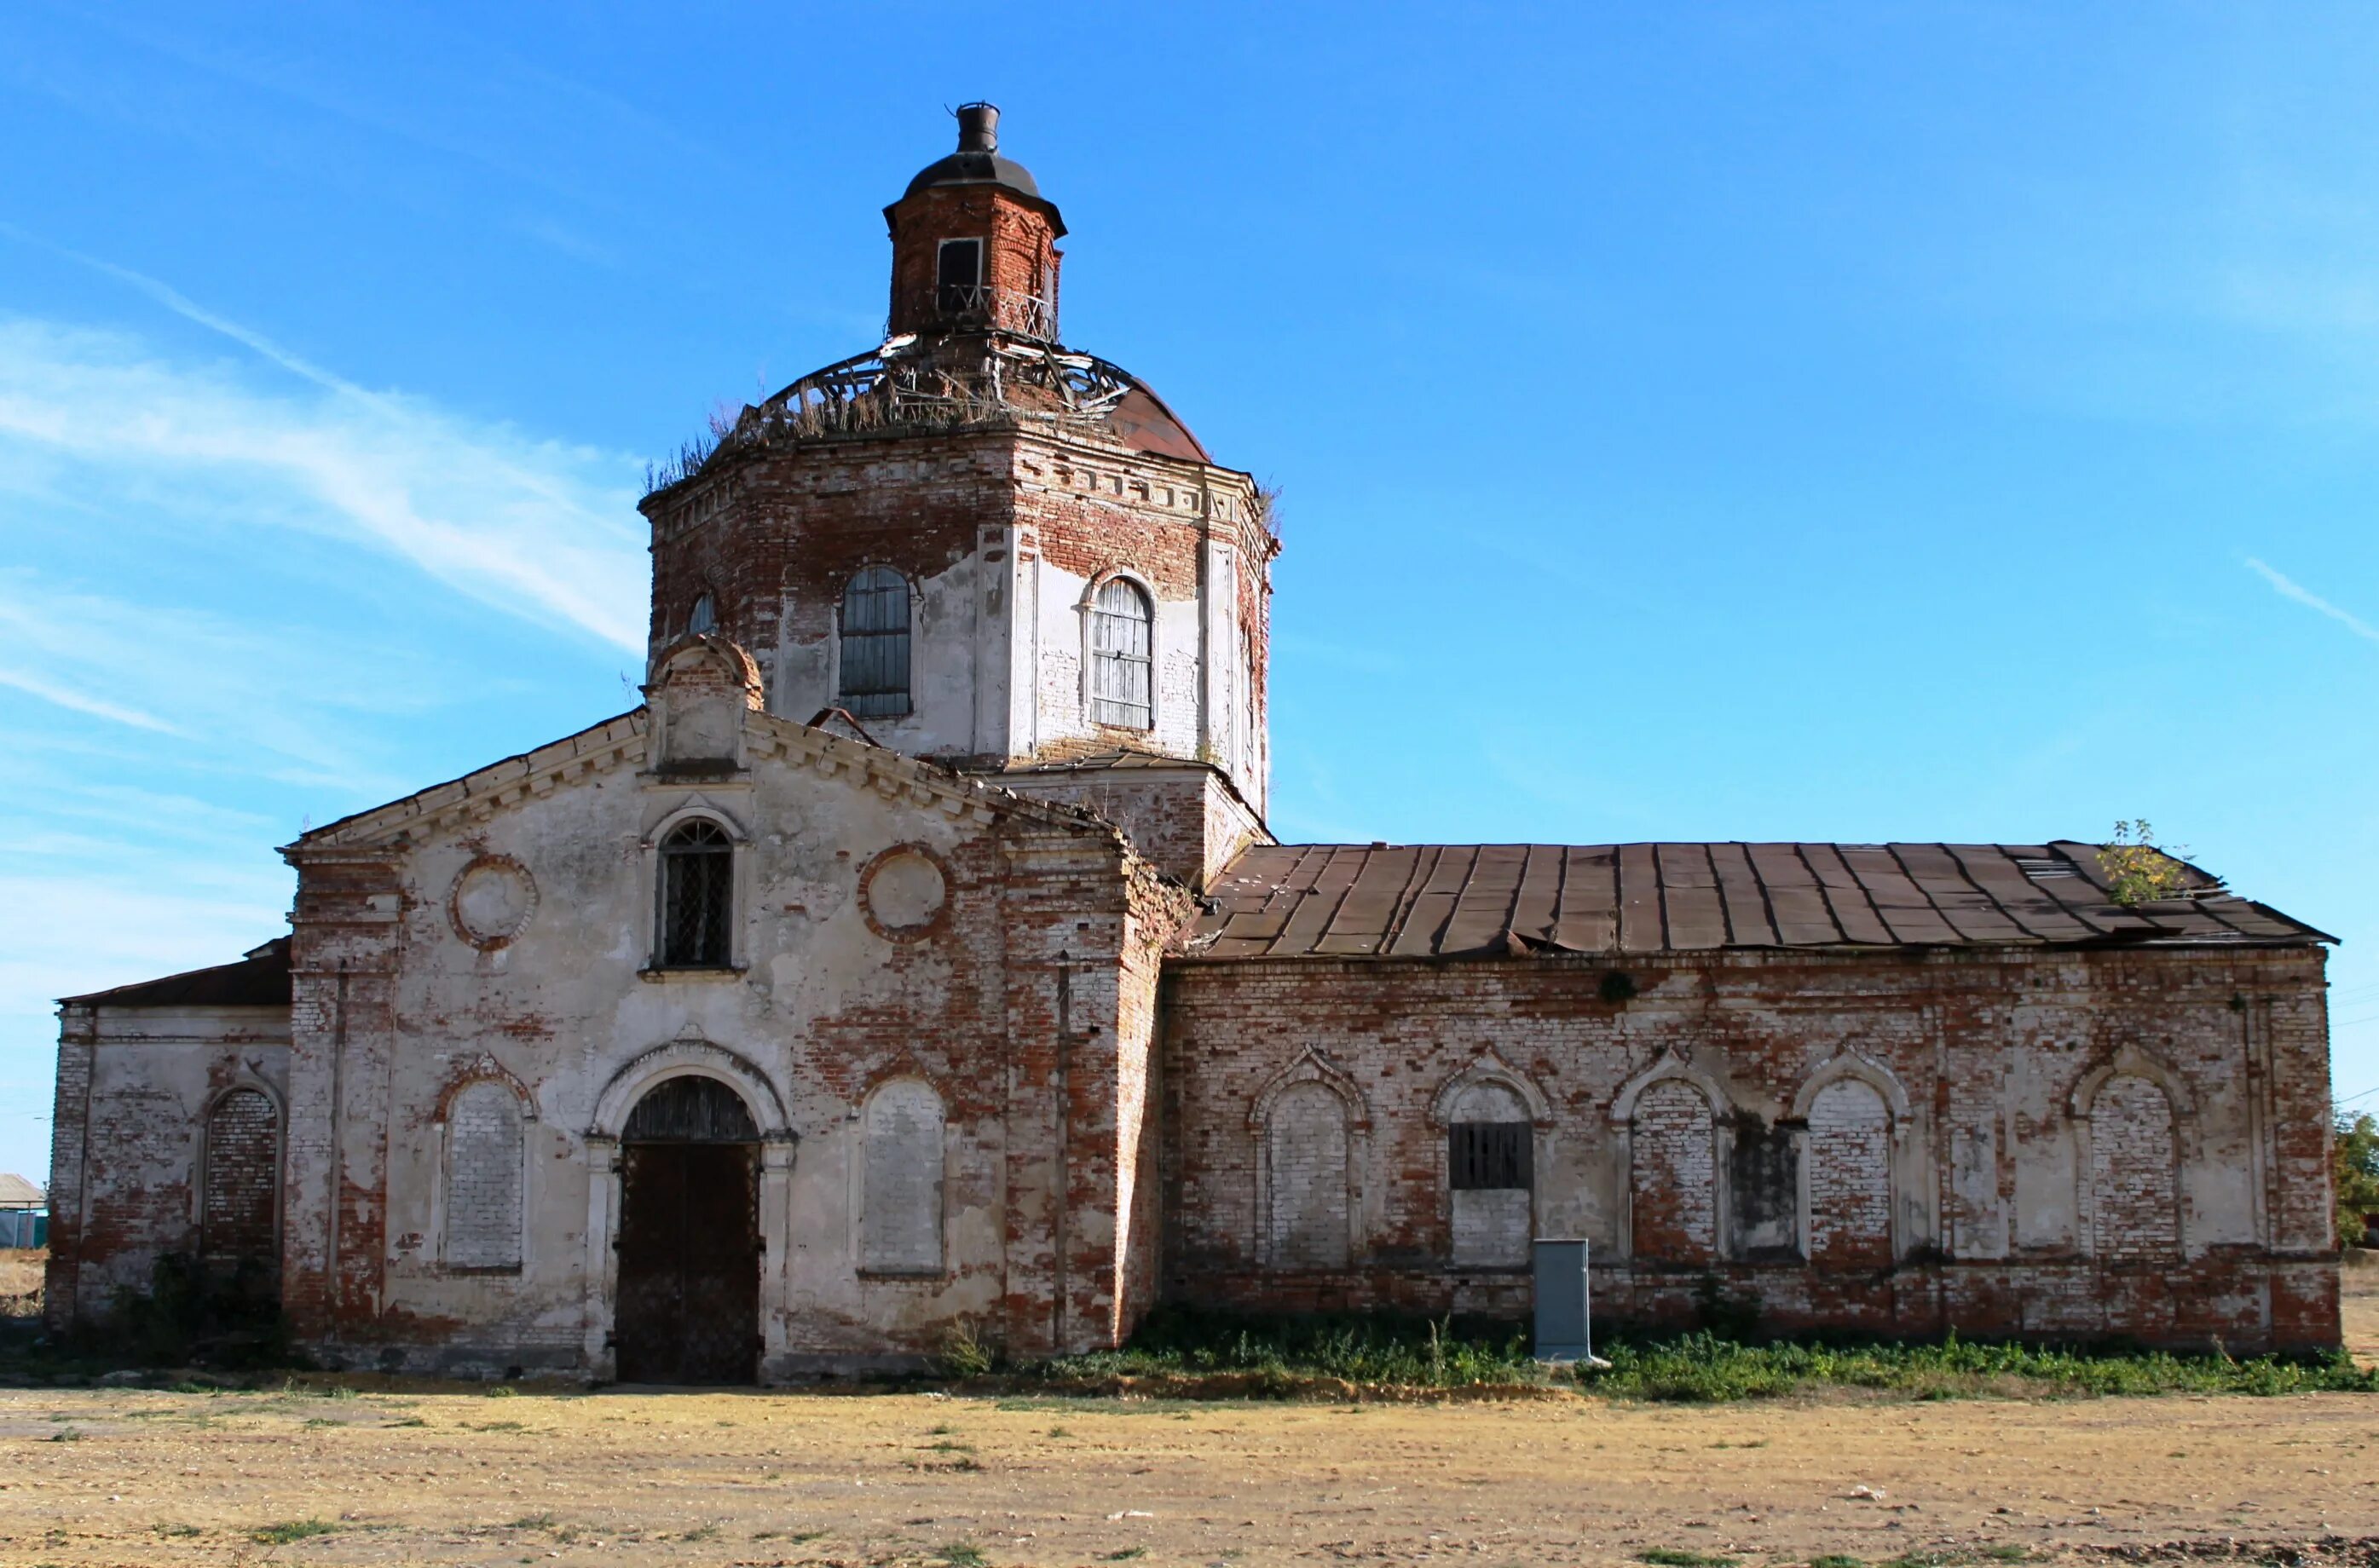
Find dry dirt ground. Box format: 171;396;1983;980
0;1274;2368;1568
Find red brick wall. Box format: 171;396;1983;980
1631;1081;1717;1266
1161;945;2341;1351
885;185;1061;339
2088;1074;2180;1263
1806;1079;1893;1270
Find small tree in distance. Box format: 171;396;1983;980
2336;1106;2379;1252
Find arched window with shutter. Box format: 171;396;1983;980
1446;1081;1532;1267
1088;577;1153;729
657;819;734;968
838;567;912;718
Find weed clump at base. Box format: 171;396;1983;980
1029;1306;2379;1401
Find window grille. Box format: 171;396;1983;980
1089;577;1153;729
658;820;734;967
686;593;715;636
1448;1121;1532;1190
937;238;984;317
839;567;912;718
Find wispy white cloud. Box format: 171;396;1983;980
0;666;183;735
2245;557;2379;644
0;298;648;649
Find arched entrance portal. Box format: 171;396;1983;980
615;1075;761;1385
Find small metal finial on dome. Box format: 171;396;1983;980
955;102;1000;153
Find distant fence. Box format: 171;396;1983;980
0;1212;47;1249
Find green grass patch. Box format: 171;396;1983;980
937;1543;988;1567
1024;1305;2379;1402
1808;1556;1864;1568
1638;1550;1736;1567
251;1519;338;1545
1587;1330;2378;1402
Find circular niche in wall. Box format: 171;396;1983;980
448;854;540;950
860;845;950;941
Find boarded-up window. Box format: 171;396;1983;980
202;1088;279;1265
1631;1079;1716;1266
1446;1081;1531;1267
861;1081;944;1274
2089;1074;2180;1263
1089;578;1153;729
1806;1079;1891;1269
444;1081;524;1271
658;819;734;967
838;567;912;718
1265;1081;1350;1269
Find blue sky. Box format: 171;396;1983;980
4;3;2379;1183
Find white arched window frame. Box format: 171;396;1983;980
642;804;748;975
1429;1053;1551;1271
1610;1052;1735;1265
1250;1047;1369;1271
438;1077;533;1273
686;592;716;636
1086;574;1155;730
2069;1046;2197;1262
857;1077;947;1277
1786;1049;1918;1268
195;1081;285;1265
837;566;913;718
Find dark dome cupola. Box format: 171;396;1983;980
884;103;1065;341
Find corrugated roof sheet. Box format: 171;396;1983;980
1183;842;2330;960
61;937;292;1008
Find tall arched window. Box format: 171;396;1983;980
839;567;912;718
1446;1080;1532;1266
861;1080;945;1274
1805;1079;1891;1269
444;1081;526;1271
657;819;734;968
1631;1079;1717;1266
2088;1074;2180;1262
1089;577;1153;729
1265;1081;1352;1269
202;1087;280;1271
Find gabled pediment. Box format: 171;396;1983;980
286;699;1124;858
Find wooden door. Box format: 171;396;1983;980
615;1140;760;1385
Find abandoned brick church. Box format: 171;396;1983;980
49;107;2343;1379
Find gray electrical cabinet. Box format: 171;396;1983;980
1532;1238;1591;1362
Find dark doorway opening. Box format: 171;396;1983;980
615;1075;761;1385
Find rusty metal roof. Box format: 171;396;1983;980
60;937;292;1008
1183;843;2329;960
